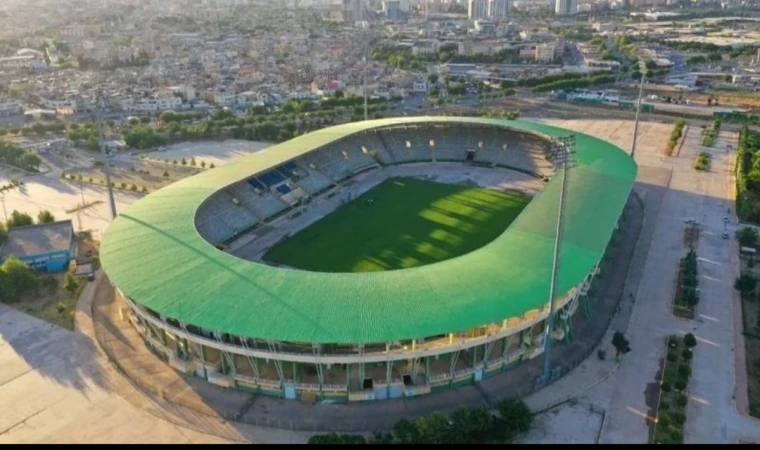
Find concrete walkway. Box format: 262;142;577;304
538;119;760;444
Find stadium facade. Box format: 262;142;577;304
101;117;637;402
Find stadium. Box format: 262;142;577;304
100;117;637;403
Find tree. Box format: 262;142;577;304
181;158;187;166
734;272;757;294
200;161;206;168
209;163;215;169
139;116;151;124
64;271;79;295
37;210;55;224
496;398;532;440
20;152;41;171
7;210;33;228
683;333;697;348
392;418;420;444
190;157;197;166
162;170;169;177
612;331;631;360
0;256;38;301
736;227;758;247
428;73;439;85
0;222;6;245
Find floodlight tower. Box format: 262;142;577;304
364;51;369;121
97;91;117;220
630;61;646;160
542;135;576;385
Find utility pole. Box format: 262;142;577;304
542;136;575;385
631;62;646;160
97;92;117;220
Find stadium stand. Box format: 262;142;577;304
292;163;334;195
195;122;554;246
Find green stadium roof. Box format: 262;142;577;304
100;117;637;344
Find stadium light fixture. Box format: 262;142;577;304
541;135;576;386
429;139;435;148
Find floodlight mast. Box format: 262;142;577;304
541;136;575;385
97;92;117;220
631;61;646;159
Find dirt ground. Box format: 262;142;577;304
67;159;200;192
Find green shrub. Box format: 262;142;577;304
671;411;686;425
657;414;670;427
678;364;691;377
659;401;670;411
683;333;697;348
670;429;683;442
674;380;687;391
667;352;678;362
676;394;688;406
681;349;692;360
661;381;672;392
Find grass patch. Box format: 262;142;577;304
665;118;686;156
694;152;711;171
264;177;531;273
701;119;721;147
652;335;696;444
13;273;88;330
673;249;699;320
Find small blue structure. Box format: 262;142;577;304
0;220;76;273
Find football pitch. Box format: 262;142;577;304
263;177;531;273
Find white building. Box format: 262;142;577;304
132;93;183;113
554;0;577;15
468;0;489;20
592;22;615;32
474;20;497;35
0;100;21;117
488;0;511;18
37;96;78;115
412;79;428;92
535;43;558;63
411;39;441;56
0;55;38;70
213;89;238;107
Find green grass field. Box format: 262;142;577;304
264;177;531;273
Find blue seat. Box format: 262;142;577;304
247;178;265;190
276;184;292;194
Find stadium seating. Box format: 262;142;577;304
196;219;236;245
246;193;289;220
301;143;377;183
292;163;334;195
196;123;554;245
